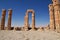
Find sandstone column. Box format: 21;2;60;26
24;15;28;31
26;12;29;28
24;16;26;27
32;12;35;30
0;9;6;30
52;0;60;32
48;4;55;30
7;9;12;30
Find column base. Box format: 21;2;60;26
29;29;36;31
56;29;60;33
37;29;44;32
24;28;28;31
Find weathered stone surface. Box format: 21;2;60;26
24;16;28;31
49;4;55;30
52;0;60;32
0;9;6;30
7;9;12;30
44;27;50;31
49;0;60;32
24;9;35;31
14;27;21;31
38;27;44;31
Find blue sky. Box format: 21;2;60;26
0;0;52;27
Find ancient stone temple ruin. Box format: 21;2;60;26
7;9;12;30
0;9;12;30
0;0;60;32
0;9;6;30
24;9;35;31
48;0;60;32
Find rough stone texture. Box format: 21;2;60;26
0;9;6;30
24;16;28;31
52;0;60;6
38;27;44;31
52;0;60;32
49;4;55;30
0;0;60;34
49;0;60;32
7;9;12;30
44;27;50;31
24;9;35;31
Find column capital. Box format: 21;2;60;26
52;0;60;6
7;9;12;30
8;9;12;11
2;9;6;15
2;9;6;11
48;4;54;11
1;9;6;30
8;9;12;15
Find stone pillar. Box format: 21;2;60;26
24;15;28;31
7;9;12;30
26;13;29;29
0;9;6;30
32;13;35;30
52;0;60;32
48;4;55;30
24;16;26;27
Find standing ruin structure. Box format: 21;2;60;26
0;9;12;30
24;9;35;31
0;0;60;32
49;4;55;30
0;9;6;30
49;0;60;32
7;9;12;30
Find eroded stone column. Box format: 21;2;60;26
26;12;29;29
49;4;55;30
7;9;12;30
24;15;28;31
52;0;60;32
24;16;26;27
1;9;6;30
32;12;35;30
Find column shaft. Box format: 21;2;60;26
32;13;35;29
1;9;6;30
7;9;12;30
49;4;55;30
25;14;29;28
52;0;60;32
54;9;60;32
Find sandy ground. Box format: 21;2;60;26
0;30;60;40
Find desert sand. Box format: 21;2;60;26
0;30;60;40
